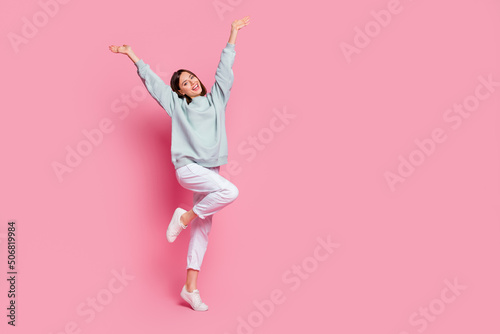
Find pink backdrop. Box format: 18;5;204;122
1;0;499;333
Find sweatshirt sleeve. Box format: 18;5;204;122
135;59;175;117
210;43;236;109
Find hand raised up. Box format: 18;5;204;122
108;44;140;64
108;44;131;54
231;16;250;31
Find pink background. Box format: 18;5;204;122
1;0;499;333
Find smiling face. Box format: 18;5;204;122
178;71;202;98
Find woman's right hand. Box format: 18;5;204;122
108;44;131;54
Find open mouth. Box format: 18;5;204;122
192;84;199;91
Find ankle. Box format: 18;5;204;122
180;214;189;226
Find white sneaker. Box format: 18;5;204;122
180;285;209;311
166;208;187;243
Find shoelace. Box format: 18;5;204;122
191;290;204;307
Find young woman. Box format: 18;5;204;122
108;16;250;311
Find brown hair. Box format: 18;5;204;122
170;69;207;104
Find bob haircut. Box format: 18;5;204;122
170;69;207;104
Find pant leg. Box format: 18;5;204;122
186;190;213;271
175;164;239;271
175;163;239;219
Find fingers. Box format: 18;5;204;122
108;45;122;53
240;16;250;27
232;16;250;31
233;16;250;25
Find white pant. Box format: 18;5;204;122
175;163;239;271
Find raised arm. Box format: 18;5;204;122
228;16;250;45
211;16;250;107
108;44;175;117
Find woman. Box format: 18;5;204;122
108;16;250;311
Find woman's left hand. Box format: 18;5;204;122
231;16;250;31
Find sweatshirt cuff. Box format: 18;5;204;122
226;43;235;50
135;59;145;68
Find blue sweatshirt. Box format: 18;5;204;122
135;43;236;169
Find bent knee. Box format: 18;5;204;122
222;183;239;202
